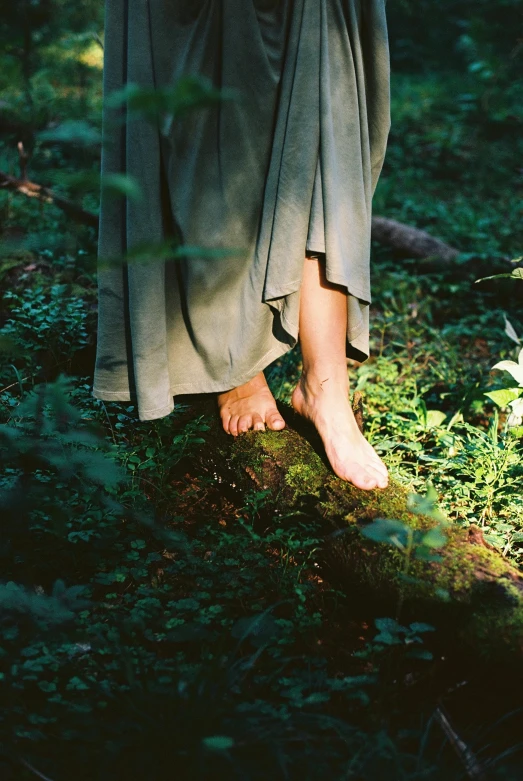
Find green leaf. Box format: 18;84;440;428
38;120;101;147
375;617;403;633
38;681;57;693
407;649;433;661
302;692;331;705
374;632;401;646
492;349;523;386
66;676;89;691
361;518;410;549
475;262;523;283
504;316;521;345
0;334;23;356
106;76;236;123
100;241;243;270
420;526;447;549
407;485;447;523
203;736;235;751
414;548;444;563
409;622;435;634
101;173;143;203
425;410;447;429
485;388;522;408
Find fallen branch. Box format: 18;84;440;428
371;215;460;263
0;169;98;229
194;401;523;667
4;153;520;272
1;148;463;261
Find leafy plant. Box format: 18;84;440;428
361;485;449;622
1;284;93;378
489;347;523;428
365;617;435;662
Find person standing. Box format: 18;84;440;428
94;0;391;490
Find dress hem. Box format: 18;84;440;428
92;340;294;421
265;277;370;307
93;292;369;421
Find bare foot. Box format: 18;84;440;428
291;375;388;490
218;372;286;436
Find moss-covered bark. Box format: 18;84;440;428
196;403;523;664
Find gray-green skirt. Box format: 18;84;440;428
93;0;391;421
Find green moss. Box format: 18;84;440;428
285;461;324;498
234;429;328;497
320;478;425;531
432;535;523;601
463;602;523;660
256;431;287;452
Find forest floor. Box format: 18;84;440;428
1;53;523;781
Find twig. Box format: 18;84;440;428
18;756;57;781
3;154;518;272
0;374;32;395
100;399;117;446
0;154;460;261
0;167;98;229
435;706;489;781
17;140;30;181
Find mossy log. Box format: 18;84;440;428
196;403;523;666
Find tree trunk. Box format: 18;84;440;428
194;401;523;666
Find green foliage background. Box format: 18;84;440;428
0;1;522;779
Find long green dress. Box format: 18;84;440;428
93;0;391;421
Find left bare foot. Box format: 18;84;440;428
218;372;286;436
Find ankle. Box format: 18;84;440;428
298;368;349;398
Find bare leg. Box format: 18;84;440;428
291;256;388;490
218;372;285;436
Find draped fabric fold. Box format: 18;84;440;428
94;0;391;421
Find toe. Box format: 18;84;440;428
238;414;253;433
371;457;388;479
229;416;240;437
347;464;378;491
266;408;285;431
252;413;265;432
365;464;388;489
358;473;378;491
220;413;231;434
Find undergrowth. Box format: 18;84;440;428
1;2;523;779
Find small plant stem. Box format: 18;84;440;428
101;400;117;446
9;363;25;397
395;529;414;622
18;757;56;781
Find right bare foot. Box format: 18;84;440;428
291;373;389;491
217;372;286;436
